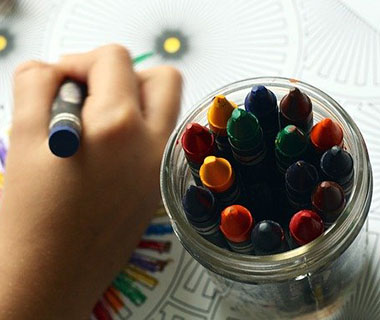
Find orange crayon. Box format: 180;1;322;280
200;156;241;206
220;205;254;254
310;118;343;154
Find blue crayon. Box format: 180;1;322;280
320;146;354;198
49;79;87;158
145;223;173;236
251;220;288;255
245;85;279;150
285;161;319;210
182;185;229;249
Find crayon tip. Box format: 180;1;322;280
289;210;324;245
275;125;308;157
312;181;346;216
285;161;319;192
49;126;80;158
207;95;237;135
251;220;285;254
280;87;312;121
320;146;353;180
330;145;343;157
220;205;254;243
181;123;214;163
227;108;261;147
310;118;343;153
200;156;234;193
182;185;216;223
245;85;277;116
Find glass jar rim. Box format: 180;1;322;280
161;77;372;282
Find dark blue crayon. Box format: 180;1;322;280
320;146;354;198
182;185;229;249
245;85;279;149
145;223;173;236
49;79;87;158
251;220;288;255
285;161;319;210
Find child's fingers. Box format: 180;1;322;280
12;61;65;138
137;66;182;140
57;44;141;114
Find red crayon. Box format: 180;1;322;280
310;118;343;154
289;210;324;247
220;205;254;254
181;123;215;185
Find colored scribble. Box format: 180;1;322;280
145;223;173;236
112;273;146;306
129;252;171;272
138;239;171;253
123;264;159;290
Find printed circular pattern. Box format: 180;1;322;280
43;0;300;117
336;100;380;224
0;0;55;126
296;0;380;99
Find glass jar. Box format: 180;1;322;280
160;77;373;319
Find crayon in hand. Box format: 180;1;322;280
220;205;255;254
245;85;279;150
275;125;308;174
251;220;288;255
279;87;313;133
320;146;354;198
200;156;241;207
181;123;215;185
289;209;324;248
311;181;346;227
182;185;229;249
49;79;87;158
207;95;237;157
285;161;319;210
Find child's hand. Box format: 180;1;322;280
0;44;182;319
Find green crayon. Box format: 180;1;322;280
227;108;266;167
275;125;308;174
